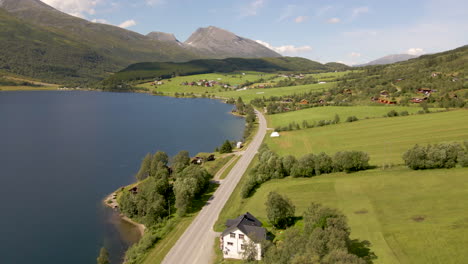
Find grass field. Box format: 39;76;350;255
217;166;468;264
266;110;468;166
136;72;276;95
266;105;440;128
215;82;335;102
135;72;342;102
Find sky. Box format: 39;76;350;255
40;0;468;65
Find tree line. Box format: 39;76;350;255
403;142;468;170
241;145;370;198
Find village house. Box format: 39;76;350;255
417;88;433;95
220;212;266;260
299;99;309;105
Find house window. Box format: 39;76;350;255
227;242;233;246
241;244;246;250
239;234;245;240
230;232;235;238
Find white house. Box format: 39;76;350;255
220;212;266;260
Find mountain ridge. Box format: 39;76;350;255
0;0;281;85
357;54;419;66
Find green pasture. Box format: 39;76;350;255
217;166;468;264
266;110;468;166
266;105;442;128
136;72;275;95
216;82;335;102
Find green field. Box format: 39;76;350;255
266;110;468;166
135;71;346;102
215;82;335;102
217;166;468;264
136;72;276;95
266;105;439;128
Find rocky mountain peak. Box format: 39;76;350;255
147;31;180;43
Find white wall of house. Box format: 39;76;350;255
221;228;262;260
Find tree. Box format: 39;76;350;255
97;247;110;264
219;140;233;154
242;239;259;262
172;150;190;173
135;153;152;181
265;192;295;229
333;151;370;173
334;114;341;124
150;151;168;176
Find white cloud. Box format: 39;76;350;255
242;0;265;17
407;48;425;55
295;16;308;23
327;17;341;24
256;40;312;55
351;6;370;19
349;52;361;58
91;18;109;24
41;0;103;18
146;0;164;6
118;19;137;29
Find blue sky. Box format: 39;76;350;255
41;0;468;65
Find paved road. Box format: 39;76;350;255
162;110;267;264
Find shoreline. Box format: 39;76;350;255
103;191;146;237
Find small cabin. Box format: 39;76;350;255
270;132;280;137
299;99;309;105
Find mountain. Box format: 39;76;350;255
325;62;351;71
358;54;419;66
99;57;340;90
184;26;281;58
147;32;181;44
0;0;280;85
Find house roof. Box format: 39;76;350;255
222;212;266;242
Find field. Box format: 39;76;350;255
215;82;335;103
217;166;468;264
265;110;468;166
136;72;276;95
135;71;347;102
266;105;439;128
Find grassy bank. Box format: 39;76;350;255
266;110;468;166
218;166;468;264
266;105;443;128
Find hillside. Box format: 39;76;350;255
357;54;419;66
0;0;281;85
99;57;340;89
337;45;468;107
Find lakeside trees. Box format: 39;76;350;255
119;150;212;225
96;247;110;264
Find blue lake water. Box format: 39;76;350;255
0;91;244;264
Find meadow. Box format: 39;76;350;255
135;71;347;102
266;105;437;128
217;166;468;264
136;72;276;95
265;110;468;166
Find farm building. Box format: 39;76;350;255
270;132;280;137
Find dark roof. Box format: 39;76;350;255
222;212;266;242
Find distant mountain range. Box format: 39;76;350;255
0;0;280;85
356;54;419;66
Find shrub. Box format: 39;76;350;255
403;143;465;170
333;151;370;173
346;116;359;122
387;110;399;117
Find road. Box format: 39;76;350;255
162;110;267;264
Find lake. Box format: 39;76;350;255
0;91;245;264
